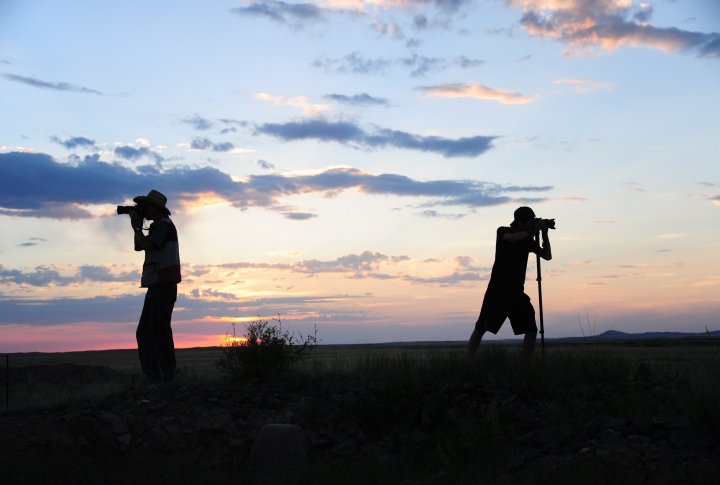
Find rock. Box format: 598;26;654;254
162;416;181;439
670;429;716;449
584;415;627;437
212;413;234;431
147;427;170;449
101;412;129;435
305;428;332;448
517;429;554;449
332;439;359;456
117;432;132;449
251;423;308;481
408;429;432;446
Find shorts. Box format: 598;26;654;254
475;288;537;336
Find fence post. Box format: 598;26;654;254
3;355;7;411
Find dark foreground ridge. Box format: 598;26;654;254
2;345;720;485
593;330;720;339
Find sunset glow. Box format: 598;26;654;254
0;1;718;353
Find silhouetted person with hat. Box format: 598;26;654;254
129;190;181;382
468;206;552;356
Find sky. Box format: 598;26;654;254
0;0;718;352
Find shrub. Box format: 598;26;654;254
216;317;318;380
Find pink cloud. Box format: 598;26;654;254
418;82;536;104
513;0;720;57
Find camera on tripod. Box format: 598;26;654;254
535;218;556;231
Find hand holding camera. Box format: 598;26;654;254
117;204;145;229
533;218;556;233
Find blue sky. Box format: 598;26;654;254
1;0;718;351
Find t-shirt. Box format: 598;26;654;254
486;226;539;292
139;217;181;287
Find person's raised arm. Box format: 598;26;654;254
130;212;150;251
538;228;552;261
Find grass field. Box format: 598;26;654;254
2;337;719;412
2;338;719;484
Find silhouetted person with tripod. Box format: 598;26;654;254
468;207;552;356
126;190;181;382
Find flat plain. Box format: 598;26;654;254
1;338;719;484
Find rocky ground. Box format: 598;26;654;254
1;362;718;484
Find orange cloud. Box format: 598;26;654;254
554;78;613;93
254;92;330;115
514;0;720;57
418;83;536;104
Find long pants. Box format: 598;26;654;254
136;284;177;381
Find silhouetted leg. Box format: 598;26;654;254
137;290;161;381
522;330;537;356
468;320;486;356
153;285;177;381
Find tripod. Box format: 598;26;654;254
535;233;545;352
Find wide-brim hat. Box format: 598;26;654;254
133;189;171;215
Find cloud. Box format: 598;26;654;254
255;118;496;157
0;264;136;287
257;159;276;170
324;0;474;14
190;137;235;152
231;0;474;32
314;52;482;77
181;114;214;130
114;145;164;162
19;237;47;247
254;92;330;114
419;209;465;219
219;251;410;275
403;271;481;286
0;151;552;219
219;118;248;127
314;52;392;75
554;78;613;93
2;73;105;94
398;54;446;77
418;82;536;104
304;251;408;273
230;0;329;26
256;119;364;142
372;18;405;38
0;295;143;325
282;211;318;220
324;92;390;107
455;56;484;68
189;288;237;300
0;292;372;326
50;136;96;150
513;0;720;58
402;255;485;286
712;195;720;207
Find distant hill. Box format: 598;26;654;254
594;330;720;339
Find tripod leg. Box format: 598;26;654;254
535;235;545;352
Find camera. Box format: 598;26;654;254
535;218;556;230
117;205;143;216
